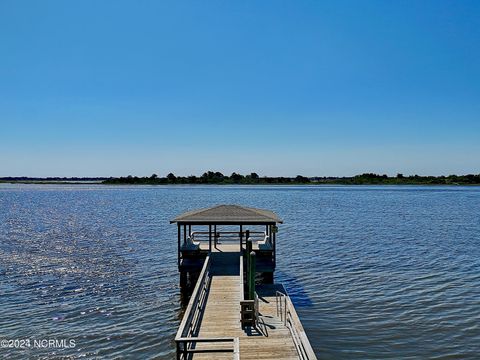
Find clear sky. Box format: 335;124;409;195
1;0;479;177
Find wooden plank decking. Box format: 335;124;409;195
183;251;302;360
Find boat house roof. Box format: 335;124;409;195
170;204;283;225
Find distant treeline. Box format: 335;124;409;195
102;172;480;185
103;172;311;185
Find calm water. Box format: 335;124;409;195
0;184;479;359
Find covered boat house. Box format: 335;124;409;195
171;204;282;282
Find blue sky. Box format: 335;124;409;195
1;0;479;177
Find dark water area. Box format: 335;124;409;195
0;184;479;359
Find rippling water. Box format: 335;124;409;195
0;184;479;359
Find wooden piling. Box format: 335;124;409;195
248;251;256;300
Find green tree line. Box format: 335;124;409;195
102;172;480;185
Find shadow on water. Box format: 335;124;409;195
275;270;314;307
179;271;200;308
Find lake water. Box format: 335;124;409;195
0;184;479;359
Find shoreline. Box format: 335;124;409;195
1;181;480;186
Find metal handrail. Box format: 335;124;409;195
175;256;239;359
276;291;286;323
176;256;210;338
276;291;317;360
175;337;239;360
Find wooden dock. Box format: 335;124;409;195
175;250;316;359
172;205;317;360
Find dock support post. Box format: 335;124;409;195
213;225;216;247
177;224;181;267
239;225;243;251
248;251;256;300
209;225;212;252
273;225;276;269
246;230;251;293
180;271;187;289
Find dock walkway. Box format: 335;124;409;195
176;251;314;360
172;205;316;360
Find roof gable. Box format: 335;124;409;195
170;204;283;224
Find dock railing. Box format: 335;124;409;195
175;255;239;360
191;231;266;244
276;291;317;360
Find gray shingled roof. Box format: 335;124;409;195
170;204;283;224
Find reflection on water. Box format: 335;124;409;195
0;184;479;359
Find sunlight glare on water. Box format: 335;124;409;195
0;184;479;359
